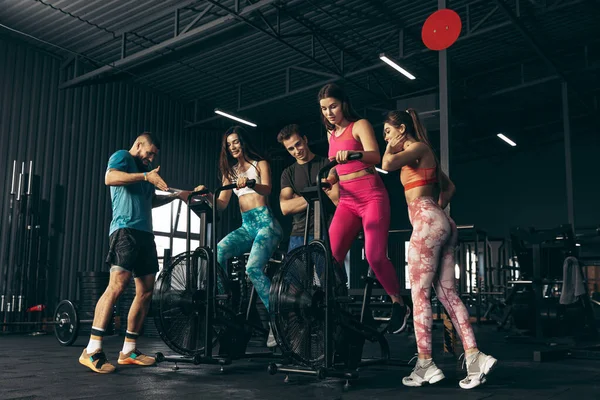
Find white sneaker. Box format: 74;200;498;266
402;357;445;387
266;325;277;348
459;351;497;389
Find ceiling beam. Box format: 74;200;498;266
59;0;279;89
185;62;389;128
495;0;593;113
77;0;201;54
204;0;389;102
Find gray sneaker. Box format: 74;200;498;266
402;357;445;387
459;351;497;389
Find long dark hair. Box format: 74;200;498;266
317;83;362;131
219;125;265;182
384;108;444;192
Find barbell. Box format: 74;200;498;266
0;299;84;346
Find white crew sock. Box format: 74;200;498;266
122;331;139;354
86;326;105;353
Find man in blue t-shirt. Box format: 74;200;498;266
79;132;190;374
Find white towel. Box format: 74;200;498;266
559;256;586;305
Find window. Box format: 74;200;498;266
172;200;201;235
152;206;172;233
152;190;206;271
172;238;200;256
154;235;171;260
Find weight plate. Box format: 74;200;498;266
54;299;79;346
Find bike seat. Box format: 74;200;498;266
189;196;216;222
299;185;320;203
238;251;285;264
231;252;284;279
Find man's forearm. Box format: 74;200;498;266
152;193;177;208
281;196;308;216
105;170;145;186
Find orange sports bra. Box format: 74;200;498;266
400;164;438;191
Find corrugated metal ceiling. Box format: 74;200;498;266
1;0;597;141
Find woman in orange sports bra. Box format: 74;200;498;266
382;109;497;390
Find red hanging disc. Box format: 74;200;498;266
422;9;462;51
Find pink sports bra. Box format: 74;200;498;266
328;122;371;175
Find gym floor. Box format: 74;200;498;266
2;324;599;400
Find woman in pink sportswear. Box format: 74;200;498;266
318;83;409;334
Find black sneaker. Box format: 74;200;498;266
388;303;410;334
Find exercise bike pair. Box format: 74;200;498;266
153;155;405;381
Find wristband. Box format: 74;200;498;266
144;172;147;181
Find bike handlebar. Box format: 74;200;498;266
217;179;256;192
318;152;363;181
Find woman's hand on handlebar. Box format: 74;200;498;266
194;184;208;193
236;176;249;189
335;150;363;164
335;150;350;164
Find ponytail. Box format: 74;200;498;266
405;108;445;193
406;109;432;148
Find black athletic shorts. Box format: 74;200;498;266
105;228;159;278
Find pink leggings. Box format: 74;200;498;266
329;173;401;297
408;197;477;354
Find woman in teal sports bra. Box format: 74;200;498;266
194;125;283;313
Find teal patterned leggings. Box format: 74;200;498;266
217;206;283;311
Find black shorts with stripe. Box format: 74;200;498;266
105;228;159;278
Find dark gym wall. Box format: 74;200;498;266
2;34;597;309
0;37;223;308
451;130;599;237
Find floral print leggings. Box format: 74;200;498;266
407;197;477;355
217;206;282;312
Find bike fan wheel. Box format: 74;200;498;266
270;242;342;367
153;249;229;356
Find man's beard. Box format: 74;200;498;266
134;156;152;172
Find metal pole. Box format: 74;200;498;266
460;242;466;294
475;233;481;325
562;82;575;229
439;0;450;216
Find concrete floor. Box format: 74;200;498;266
1;323;599;400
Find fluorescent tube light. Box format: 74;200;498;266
379;53;416;80
497;133;516;147
214;109;257;127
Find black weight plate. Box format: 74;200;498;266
54;299;79;346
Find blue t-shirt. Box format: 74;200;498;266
107;150;154;235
